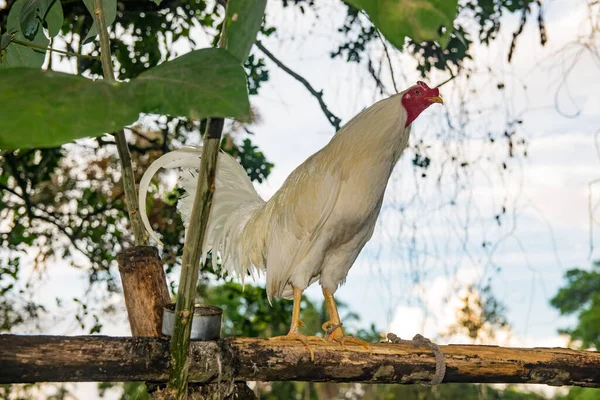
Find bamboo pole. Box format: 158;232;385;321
165;1;237;398
167;119;224;398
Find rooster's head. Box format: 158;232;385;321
402;81;443;127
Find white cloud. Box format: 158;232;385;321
387;266;571;348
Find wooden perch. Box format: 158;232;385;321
1;335;599;387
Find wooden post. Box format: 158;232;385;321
117;246;171;336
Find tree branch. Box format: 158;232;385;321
92;0;148;246
10;39;101;61
376;33;399;94
255;41;342;131
93;0;115;82
2;335;599;387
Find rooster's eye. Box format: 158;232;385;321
415;90;421;95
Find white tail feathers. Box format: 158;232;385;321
138;147;266;282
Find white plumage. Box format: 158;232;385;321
139;82;441;351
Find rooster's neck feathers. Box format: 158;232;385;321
326;92;410;164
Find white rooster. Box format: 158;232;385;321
139;81;443;359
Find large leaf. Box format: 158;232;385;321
82;0;116;44
0;49;250;149
0;0;48;68
129;48;250;121
218;0;267;62
20;0;56;40
46;0;64;37
0;69;138;149
345;0;459;48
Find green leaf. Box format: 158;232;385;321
152;0;162;5
0;49;250;149
344;0;459;49
82;0;116;44
1;0;49;68
129;48;250;121
219;0;267;62
20;0;56;40
0;68;138;149
46;0;64;37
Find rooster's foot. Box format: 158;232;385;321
269;332;325;361
322;321;371;353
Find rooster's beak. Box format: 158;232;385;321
426;96;444;105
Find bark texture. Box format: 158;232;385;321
117;246;171;336
1;335;599;387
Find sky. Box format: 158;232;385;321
7;0;600;398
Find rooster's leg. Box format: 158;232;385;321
269;286;324;361
321;287;370;352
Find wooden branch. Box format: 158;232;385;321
93;0;149;246
115;128;150;246
255;41;342;131
93;0;115;82
10;39;101;61
2;335;599;388
117;246;171;337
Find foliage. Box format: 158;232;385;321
332;0;544;77
0;69;138;149
0;383;74;399
359;383;550;400
550;261;600;350
19;0;62;40
344;0;459;48
550;261;600;399
1;0;48;68
445;284;509;342
81;0;116;44
0;48;250;149
98;381;150;400
218;0;267;62
556;387;600;400
229;137;273;183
